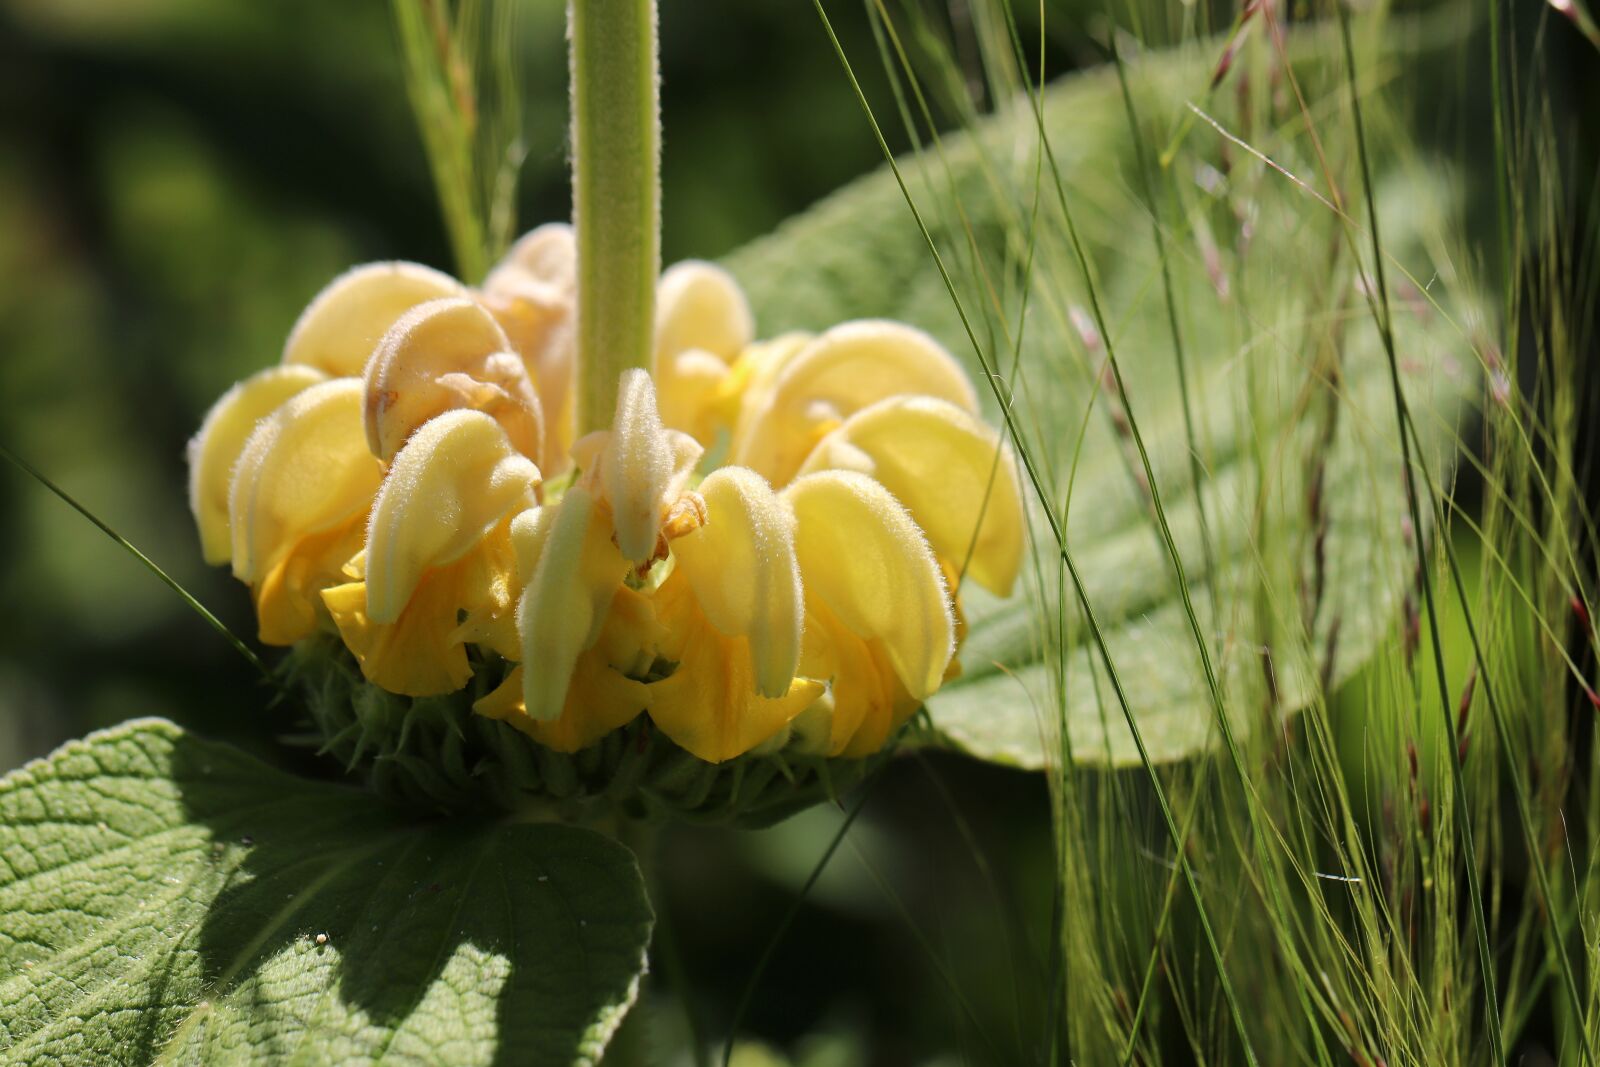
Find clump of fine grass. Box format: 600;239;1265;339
832;0;1599;1063
390;0;528;283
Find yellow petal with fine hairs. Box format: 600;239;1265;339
783;470;953;701
654;260;753;365
476;586;657;752
364;410;539;624
480;224;578;468
797;596;918;758
229;378;382;587
448;517;523;662
517;485;630;721
187;364;326;565
603;369;703;562
732;321;980;486
656;349;731;445
253;516;367;645
363;297;544;464
508;505;555;588
483;223;577;304
645;570;822;763
282;262;465;377
322;563;473;696
797;395;1024;597
671;467;801;697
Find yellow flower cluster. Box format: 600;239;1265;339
189;225;1024;763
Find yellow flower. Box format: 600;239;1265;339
363;297;546;467
282;261;467;377
729;320;980;487
190;239;565;656
187;364;326;566
225;379;381;645
651;261;755;444
485;372;816;761
784;470;954;756
189;224;1025;768
478;223;579;468
795;394;1023;597
321;409;539;696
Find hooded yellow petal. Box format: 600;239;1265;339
656;349;733;445
187;364;326;566
483;223;577;303
517;485;630;721
645;570;822;763
364;410;539;623
283;262;465;377
654;260;754;365
363;297;544;465
670;466;801;697
652;262;753;440
733;321;979;486
229;378;382;588
797;395;1024;596
783;470;953;700
601;369;704;562
481;223;577;467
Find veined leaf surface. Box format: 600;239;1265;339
725;29;1482;767
0;719;652;1065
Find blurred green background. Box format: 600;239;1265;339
1;1;1595;1063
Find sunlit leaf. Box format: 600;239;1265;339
724;31;1483;766
0;719;652;1065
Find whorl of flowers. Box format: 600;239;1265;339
189;224;1023;766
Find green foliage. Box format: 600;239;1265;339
391;0;540;283
725;28;1484;767
0;719;653;1066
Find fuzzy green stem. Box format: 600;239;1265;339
570;0;660;436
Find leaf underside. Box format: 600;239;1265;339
724;29;1483;768
0;719;653;1066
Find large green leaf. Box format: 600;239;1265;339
0;719;652;1065
724;28;1483;767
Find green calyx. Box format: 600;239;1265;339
282;634;876;827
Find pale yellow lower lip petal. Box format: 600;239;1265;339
644;570;820;763
252;516;367;646
474;652;648;754
796;597;914;757
783;469;954;701
187;364;326;566
322;568;474;696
